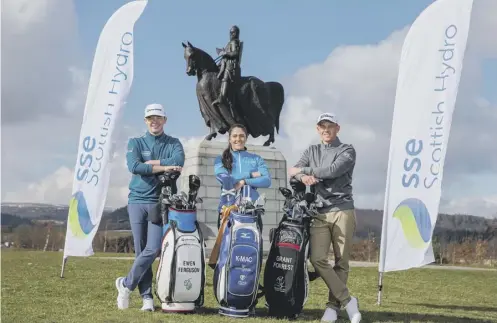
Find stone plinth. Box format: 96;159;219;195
177;139;288;254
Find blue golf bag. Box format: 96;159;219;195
155;172;206;313
212;174;265;317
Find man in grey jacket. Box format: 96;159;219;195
289;112;361;323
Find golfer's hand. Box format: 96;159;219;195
163;166;182;172
234;180;245;191
302;175;318;186
288;167;302;177
251;172;261;178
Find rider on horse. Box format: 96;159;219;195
213;25;243;107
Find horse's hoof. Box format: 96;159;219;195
205;132;217;141
263;138;275;147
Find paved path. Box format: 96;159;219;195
93;257;496;272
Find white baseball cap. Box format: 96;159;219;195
316;112;338;125
144;103;166;118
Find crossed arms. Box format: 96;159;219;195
126;138;185;175
214;155;271;189
290;146;356;183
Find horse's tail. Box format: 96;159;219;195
266;81;285;134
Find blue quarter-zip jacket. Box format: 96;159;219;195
126;131;185;204
214;149;271;210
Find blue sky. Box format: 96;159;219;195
3;0;496;218
74;0;441;138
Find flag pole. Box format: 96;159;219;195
376;272;384;305
60;256;68;278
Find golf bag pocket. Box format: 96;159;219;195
156;208;206;312
213;211;263;317
264;222;310;318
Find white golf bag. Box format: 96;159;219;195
155;207;206;312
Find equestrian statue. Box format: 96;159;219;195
182;25;285;146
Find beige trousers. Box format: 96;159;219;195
309;208;357;310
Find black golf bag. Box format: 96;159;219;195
263;178;320;319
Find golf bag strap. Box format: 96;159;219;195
208;205;238;266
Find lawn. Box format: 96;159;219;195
2;250;496;323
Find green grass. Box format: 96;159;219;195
2;250;496;323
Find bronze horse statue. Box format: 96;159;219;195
182;41;284;146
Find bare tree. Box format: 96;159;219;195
43;223;52;252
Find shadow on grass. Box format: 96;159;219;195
413;303;497;313
162;307;495;322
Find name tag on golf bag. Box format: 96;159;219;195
213;209;264;318
263;218;311;319
155;207;206;313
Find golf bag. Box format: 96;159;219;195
263;178;320;319
212;176;265;318
155;173;206;313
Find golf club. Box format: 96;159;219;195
177;192;186;208
279;187;295;213
188;174;201;209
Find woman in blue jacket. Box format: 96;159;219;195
214;123;271;228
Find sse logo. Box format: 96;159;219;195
68;191;96;239
393;198;432;249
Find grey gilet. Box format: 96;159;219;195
292;137;356;213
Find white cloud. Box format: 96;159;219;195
1;0;88;200
275;0;497;218
2;0;496;220
442;195;497;219
3;134;207;208
1;0;87;124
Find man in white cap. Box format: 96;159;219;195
289;113;361;323
115;103;185;311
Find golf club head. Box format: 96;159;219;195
279;187;292;199
291;204;304;220
170;194;181;207
158;170;181;184
304;192;315;204
168;170;181;181
314;200;324;208
181;192;189;208
195;197;203;204
189;174;201;190
255;193;266;208
289;177;306;193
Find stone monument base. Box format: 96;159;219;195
177;139;288;256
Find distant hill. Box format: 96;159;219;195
2;203;496;243
1;213;33;229
352;209;497;242
1;203;115;222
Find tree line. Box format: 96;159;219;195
2;219;496;267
